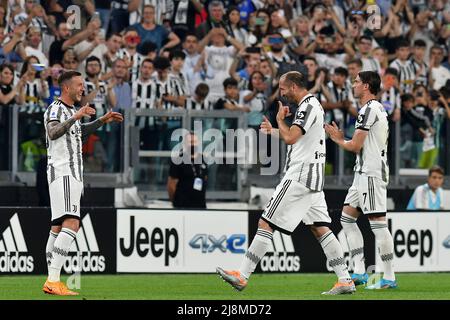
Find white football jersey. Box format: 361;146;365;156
354;99;389;182
284;93;326;192
44;99;83;184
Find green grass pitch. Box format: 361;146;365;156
1;273;450;300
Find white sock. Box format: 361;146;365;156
48;228;77;282
46;231;59;270
370;220;395;281
319;230;351;282
340;212;366;274
239;228;273;280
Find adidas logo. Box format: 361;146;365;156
0;213;34;273
63;214;105;273
260;231;300;272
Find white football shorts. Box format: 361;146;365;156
49;175;83;225
261;178;331;234
344;173;387;215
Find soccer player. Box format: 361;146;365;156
42;71;123;295
324;71;398;290
217;71;356;295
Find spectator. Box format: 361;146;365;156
225;6;249;46
167;132;208;209
49;19;100;65
251;9;271;42
171;0;206;41
229;47;261;90
389;39;415;94
265;32;304;76
169;50;189;95
61;50;80;71
96;0;112;32
241;70;267;128
197;27;244;102
418;90;450;168
132;4;180;53
214;77;248;112
132;58;159;151
45;63;63;105
196;0;227;40
303;56;319;90
73;21;106;73
381;68;402;122
372;47;388;76
108;58;132;171
287;15;314;61
410;39;430;88
430;45;450;91
347;58;362;83
182;32;202;96
130;0;176;27
117;28;145;83
109;0;140;34
0;64;26;170
0;24;27;65
153;56;186;150
185;83;212;111
24;26;48;67
356;35;381;73
407;165;446;210
101;33;123;75
313;29;353;74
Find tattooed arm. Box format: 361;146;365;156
46;104;96;140
46;118;78;140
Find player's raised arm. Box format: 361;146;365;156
80;109;124;140
46;104;96;140
325;121;368;153
276;101;303;145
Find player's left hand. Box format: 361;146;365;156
100;111;124;124
276;101;292;122
324;121;344;143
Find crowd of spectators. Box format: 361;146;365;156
0;0;449;178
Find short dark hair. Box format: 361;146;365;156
153;56;171;70
86;55;101;66
223;77;238;89
429;165;444;177
141;58;153;67
334;67;348;78
348;59;363;68
169;50;186;61
303;56;317;65
384;67;399;78
401;93;414;104
396;39;410;50
195;83;209;98
58;71;82;87
413;39;427;48
281;71;307;89
358;71;381;95
359;35;372;43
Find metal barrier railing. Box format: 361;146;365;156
1;105;449;199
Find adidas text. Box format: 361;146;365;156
0;252;34;273
63;252;106;273
261;253;300;272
